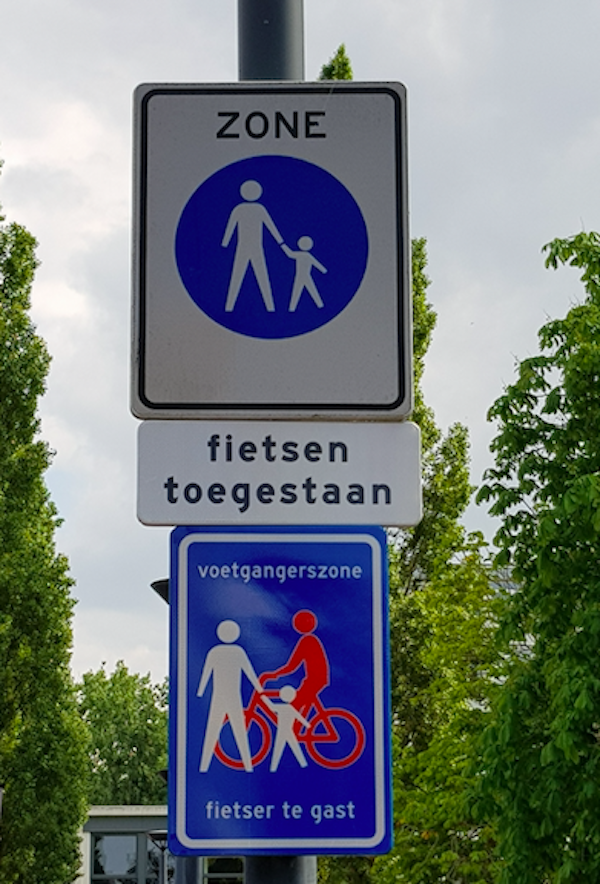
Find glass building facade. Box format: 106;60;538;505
77;807;244;884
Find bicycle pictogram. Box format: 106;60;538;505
214;684;366;771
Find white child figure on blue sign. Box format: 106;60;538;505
281;236;327;312
268;684;311;773
197;619;264;773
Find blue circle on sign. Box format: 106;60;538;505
175;155;369;339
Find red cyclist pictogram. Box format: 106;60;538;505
261;609;330;725
212;610;365;771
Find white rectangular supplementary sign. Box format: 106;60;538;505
131;81;411;420
137;420;422;527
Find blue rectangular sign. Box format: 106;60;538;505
169;525;392;855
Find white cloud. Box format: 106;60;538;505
71;606;169;683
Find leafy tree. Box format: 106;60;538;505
314;48;499;884
0;162;89;883
475;231;600;883
379;543;500;884
319;239;499;884
376;242;499;884
77;661;168;805
319;44;353;81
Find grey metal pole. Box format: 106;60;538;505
238;0;304;80
245;855;317;884
238;4;315;882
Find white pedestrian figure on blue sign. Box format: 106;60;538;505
282;236;327;312
197;619;264;773
222;179;284;312
268;685;311;772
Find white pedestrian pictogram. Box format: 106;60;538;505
222;180;284;312
176;155;370;341
282;236;327;311
268;685;311;772
197;619;264;772
221;179;327;315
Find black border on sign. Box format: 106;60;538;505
135;83;408;414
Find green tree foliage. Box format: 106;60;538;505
380;546;500;884
378;242;499;884
475;231;600;883
392;239;473;590
77;661;168;805
0;163;88;883
319;44;353;81
314;49;498;884
320;240;499;884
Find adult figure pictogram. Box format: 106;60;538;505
222;179;284;312
261;609;330;723
197;619;263;772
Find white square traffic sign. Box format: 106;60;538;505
132;82;411;420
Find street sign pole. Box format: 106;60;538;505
239;6;315;884
238;0;304;81
245;856;314;884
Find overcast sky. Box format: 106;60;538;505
1;0;599;682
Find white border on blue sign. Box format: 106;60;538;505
174;530;387;851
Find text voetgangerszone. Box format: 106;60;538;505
197;561;363;584
162;433;392;514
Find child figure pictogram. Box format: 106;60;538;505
267;685;311;772
281;236;327;312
